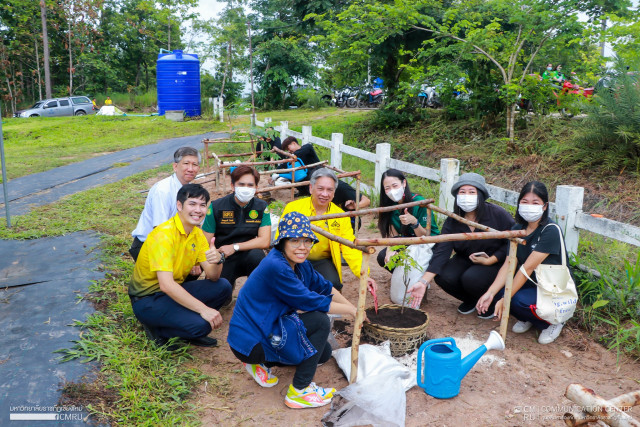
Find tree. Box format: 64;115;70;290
40;0;52;98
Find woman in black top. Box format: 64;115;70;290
476;181;569;345
407;173;514;313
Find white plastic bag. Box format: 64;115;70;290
390;243;434;305
326;343;413;427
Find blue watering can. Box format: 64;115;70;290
417;331;505;399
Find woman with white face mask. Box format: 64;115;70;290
476;181;570;344
406;173;514;313
376;169;440;270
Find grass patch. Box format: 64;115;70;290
0;115;224;181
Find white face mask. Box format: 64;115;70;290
235;187;255;203
386;187;405;203
518;204;544;222
456;194;478;212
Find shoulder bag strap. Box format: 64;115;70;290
520;222;568;283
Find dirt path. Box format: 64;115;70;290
189;179;640;426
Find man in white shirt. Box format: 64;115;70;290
129;147;201;260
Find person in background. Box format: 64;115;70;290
376;169;440;271
129;184;232;349
202;165;270;292
406;173;514;312
130;147;201;261
228;212;359;409
279;168;377;292
476;181;571;344
542;63;554;80
104;96;113;105
552;64;565;83
257;127;283;158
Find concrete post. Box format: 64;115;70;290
375;143;391;194
212;98;218;117
439;158;460;217
302;125;312;145
331;133;343;170
265;117;272;126
219;97;224;122
280;121;289;141
555;185;584;256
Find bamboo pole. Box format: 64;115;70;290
222;167;227;193
309;224;374;254
326;165;346;174
564;388;640;426
427;203;525;244
426;207;432;235
271;146;297;160
202;139;210;169
202;139;257;143
256;171;362;193
218;158;292;168
217;151;266;158
499;240;519;342
290;157;296;201
350;252;371;384
354;175;361;238
355;230;527;246
257;160;327;175
308;199;434;222
564;384;640;427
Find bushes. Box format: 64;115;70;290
574;60;640;173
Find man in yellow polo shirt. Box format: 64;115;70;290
129;183;232;348
280;168;377;292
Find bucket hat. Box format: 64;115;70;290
451;172;489;199
274;212;319;246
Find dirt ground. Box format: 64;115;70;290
185;174;640;427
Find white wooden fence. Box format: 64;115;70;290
252;114;640;256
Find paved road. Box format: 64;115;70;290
0;131;227;217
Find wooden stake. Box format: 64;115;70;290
499;240;519;342
355;230;527;246
222;167;227;193
350;252;371;384
354;175;361;238
565;384;640;427
256;171;362;193
258;160;327;175
309;224;374;254
308;199;434;222
426;207;432;235
290;158;296;201
203;139;210;169
218;158;292;168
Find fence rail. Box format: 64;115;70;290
252;114;640;255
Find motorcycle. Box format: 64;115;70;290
417;83;441;108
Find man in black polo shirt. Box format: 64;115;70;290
202;165;271;290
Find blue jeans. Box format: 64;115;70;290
496;281;549;330
131;279;232;340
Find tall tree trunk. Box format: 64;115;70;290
40;0;52;99
219;40;231;98
68;20;73;95
506;103;517;144
600;16;607;56
247;22;255;118
34;36;43;100
5;77;15;115
144;62;149;89
167;15;171;50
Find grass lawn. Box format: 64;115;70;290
0;115;226;181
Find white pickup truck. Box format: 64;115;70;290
14;96;96;118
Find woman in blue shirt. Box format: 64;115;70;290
228;211;358;409
476;181;571;344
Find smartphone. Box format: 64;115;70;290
472;252;489;258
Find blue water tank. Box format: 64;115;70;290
157;50;201;116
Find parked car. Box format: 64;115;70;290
14;96;96;118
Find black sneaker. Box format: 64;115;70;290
142;323;168;346
477;310;495;319
457;302;476;315
188;336;218;347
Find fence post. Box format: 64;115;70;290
375;143;391;194
212;98;218;117
219;97;224;122
302;125;312;145
439;158;459;217
265;117;272;126
331;133;343;170
555;185;584;256
280;121;289;141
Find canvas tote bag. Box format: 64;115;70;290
519;223;578;324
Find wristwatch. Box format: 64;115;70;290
410;222;420;229
418;278;429;286
233;244;240;252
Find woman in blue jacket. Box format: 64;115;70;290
227;211;358;409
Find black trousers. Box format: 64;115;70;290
434;254;502;306
230;311;332;390
310;258;342;291
377;247;393;272
221;249;266;289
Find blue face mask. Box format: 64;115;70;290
547;67;552;71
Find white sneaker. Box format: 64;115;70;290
512;321;533;334
538;323;564;344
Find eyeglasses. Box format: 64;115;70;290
289;238;315;248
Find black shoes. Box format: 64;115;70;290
457;301;476;315
188;336;218;347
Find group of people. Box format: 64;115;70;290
542;63;566;84
127;139;573;409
